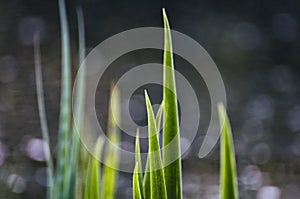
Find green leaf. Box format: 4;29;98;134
143;101;163;199
33;33;55;199
135;129;145;198
85;137;104;199
133;162;143;199
162;8;182;199
57;0;72;198
67;6;86;199
218;103;239;199
101;84;120;199
144;90;167;199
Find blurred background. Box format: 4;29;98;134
0;0;300;198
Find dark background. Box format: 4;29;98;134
0;0;300;198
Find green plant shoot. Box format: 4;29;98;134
162;8;182;199
218;103;239;199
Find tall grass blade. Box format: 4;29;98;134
144;91;167;199
133;162;143;199
57;0;72;198
143;101;163;199
85;137;104;199
218;103;239;199
33;33;55;199
101;85;120;199
162;8;182;199
67;6;86;199
135;129;145;198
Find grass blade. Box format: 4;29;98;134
143;101;163;199
101;84;120;199
145;90;167;199
57;0;72;198
162;8;182;199
85;137;105;199
218;103;239;199
133;162;143;199
33;33;55;199
67;6;86;199
135;129;145;198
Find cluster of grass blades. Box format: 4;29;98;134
85;85;120;199
133;9;239;199
84;84;120;199
34;0;120;199
34;0;239;198
133;9;182;199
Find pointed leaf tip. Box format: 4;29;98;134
162;7;182;198
144;89;149;99
162;9;170;29
162;8;166;16
217;103;226;129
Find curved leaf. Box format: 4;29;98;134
162;8;182;199
218;103;239;199
143;101;163;199
135;129;145;198
33;33;54;199
145;90;167;199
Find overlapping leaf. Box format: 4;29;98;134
143;102;163;199
145;91;167;199
135;129;145;198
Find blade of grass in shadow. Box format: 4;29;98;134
133;162;143;199
33;33;55;199
101;84;120;199
67;6;86;199
85;137;104;199
145;90;167;199
218;103;239;199
135;129;145;199
143;101;163;199
162;8;182;199
57;0;72;198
